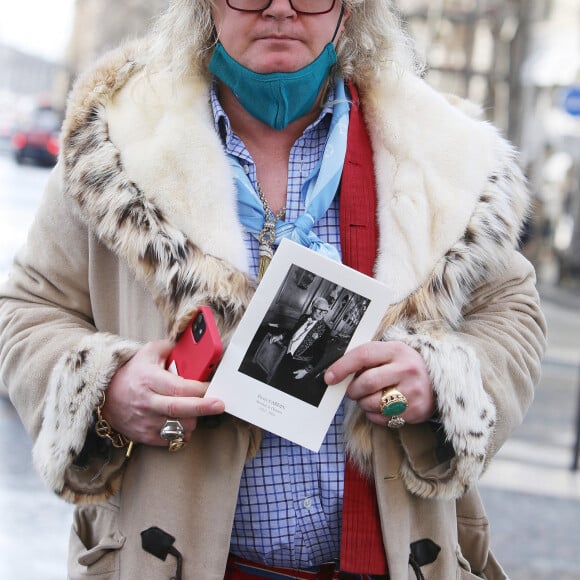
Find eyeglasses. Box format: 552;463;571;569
226;0;337;16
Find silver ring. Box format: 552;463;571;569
160;418;185;441
387;416;406;429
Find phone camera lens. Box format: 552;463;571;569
193;312;206;342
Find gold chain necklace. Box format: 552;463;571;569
256;181;286;282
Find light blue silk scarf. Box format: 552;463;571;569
231;79;350;263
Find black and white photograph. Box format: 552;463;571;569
207;239;393;451
238;265;369;407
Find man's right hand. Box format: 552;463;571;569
101;340;225;446
269;334;283;345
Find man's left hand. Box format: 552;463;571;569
324;341;436;426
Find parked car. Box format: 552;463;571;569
11;107;61;166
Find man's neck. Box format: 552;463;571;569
216;81;327;214
216;82;321;151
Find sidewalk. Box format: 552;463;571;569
0;399;73;579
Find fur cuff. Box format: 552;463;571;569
385;324;496;499
32;333;140;497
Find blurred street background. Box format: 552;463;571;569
1;0;580;578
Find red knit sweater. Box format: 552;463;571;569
338;83;387;576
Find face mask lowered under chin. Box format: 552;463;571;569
209;41;338;130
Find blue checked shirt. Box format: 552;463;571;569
211;84;346;568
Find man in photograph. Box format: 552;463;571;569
269;297;331;404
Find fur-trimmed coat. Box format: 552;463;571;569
0;40;546;580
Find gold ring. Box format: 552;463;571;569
168;437;186;452
387;416;406;429
379;387;408;417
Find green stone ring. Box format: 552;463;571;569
379;388;408;417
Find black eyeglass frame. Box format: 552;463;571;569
225;0;337;16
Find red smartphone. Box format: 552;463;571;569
166;306;223;381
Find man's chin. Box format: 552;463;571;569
247;44;311;73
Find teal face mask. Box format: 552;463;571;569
209;41;338;130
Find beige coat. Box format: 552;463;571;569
0;41;546;579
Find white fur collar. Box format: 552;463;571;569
61;45;523;328
92;57;500;296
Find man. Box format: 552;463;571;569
269;297;331;404
0;1;545;578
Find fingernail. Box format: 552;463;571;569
325;370;335;384
211;400;225;412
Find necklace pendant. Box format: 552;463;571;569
255;182;286;283
257;242;274;282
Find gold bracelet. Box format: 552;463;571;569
95;392;134;458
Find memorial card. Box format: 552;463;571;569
206;239;393;451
